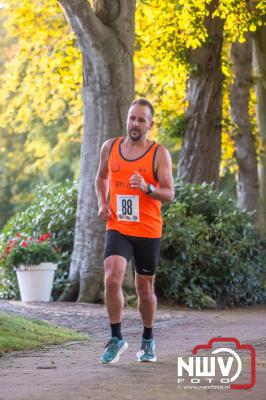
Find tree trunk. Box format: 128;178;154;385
252;24;266;232
177;0;224;184
58;0;136;301
230;36;260;227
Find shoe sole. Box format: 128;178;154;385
136;347;157;362
137;356;157;362
136;346;157;362
100;341;129;364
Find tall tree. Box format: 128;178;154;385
230;36;260;225
178;0;224;184
57;0;136;301
252;21;266;231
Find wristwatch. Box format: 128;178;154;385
147;184;155;195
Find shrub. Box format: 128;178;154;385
0;181;77;300
157;181;266;308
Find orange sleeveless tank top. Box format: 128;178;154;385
106;137;162;238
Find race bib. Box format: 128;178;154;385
116;195;139;222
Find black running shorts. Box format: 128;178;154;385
103;229;161;276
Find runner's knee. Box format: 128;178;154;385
105;274;122;292
136;279;154;299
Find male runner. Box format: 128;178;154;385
95;98;174;364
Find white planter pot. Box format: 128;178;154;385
15;262;57;302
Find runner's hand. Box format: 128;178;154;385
98;204;112;220
129;171;149;193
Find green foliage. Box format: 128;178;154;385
0;180;78;300
157;181;266;308
158;112;187;141
156;113;187;177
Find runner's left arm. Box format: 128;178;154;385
129;146;174;202
149;146;174;202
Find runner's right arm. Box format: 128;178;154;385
95;139;114;221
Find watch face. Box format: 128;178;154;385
149;184;155;193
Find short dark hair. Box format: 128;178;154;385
129;98;154;119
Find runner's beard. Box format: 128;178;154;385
128;129;144;142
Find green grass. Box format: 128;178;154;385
0;312;89;355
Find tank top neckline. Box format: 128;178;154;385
118;137;156;162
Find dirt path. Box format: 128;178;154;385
0;301;265;400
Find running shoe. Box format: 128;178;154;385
136;338;157;362
100;337;128;364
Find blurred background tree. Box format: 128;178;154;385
0;1;82;228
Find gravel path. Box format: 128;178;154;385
0;301;265;400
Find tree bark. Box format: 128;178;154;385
58;0;136;301
252;24;266;232
230;36;260;227
178;0;224;184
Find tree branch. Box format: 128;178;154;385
58;0;112;50
93;0;136;57
92;0;120;25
